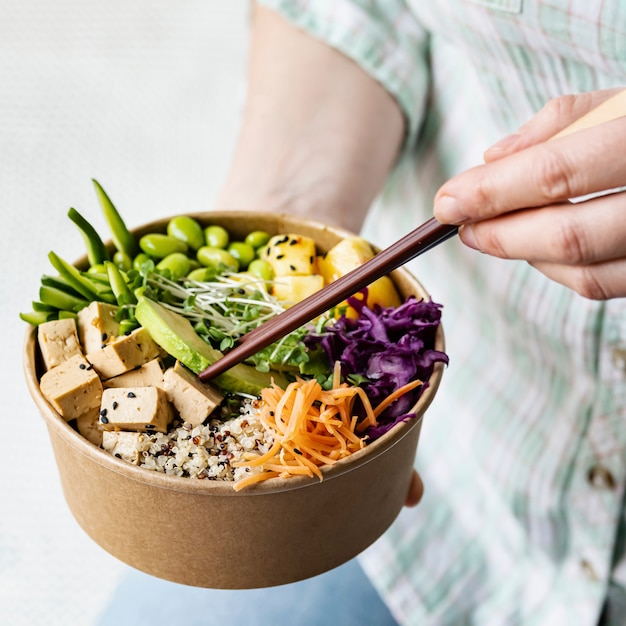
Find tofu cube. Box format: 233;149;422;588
103;358;164;389
77;301;120;354
163;361;223;426
39;354;103;421
99;386;172;433
75;408;103;447
260;234;317;276
38;318;83;370
86;327;161;380
102;430;144;464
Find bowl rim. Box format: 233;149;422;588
23;210;446;496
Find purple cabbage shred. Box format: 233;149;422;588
304;291;448;441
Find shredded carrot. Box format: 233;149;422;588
372;379;423;418
233;371;422;491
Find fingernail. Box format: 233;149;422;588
434;195;467;224
459;225;479;250
485;132;520;155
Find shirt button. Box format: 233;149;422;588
580;558;599;581
587;465;616;490
612;348;626;371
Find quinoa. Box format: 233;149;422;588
119;399;275;482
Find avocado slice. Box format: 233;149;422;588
134;297;288;395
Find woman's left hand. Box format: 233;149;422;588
405;471;424;507
433;88;626;300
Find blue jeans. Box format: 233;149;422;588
97;558;398;626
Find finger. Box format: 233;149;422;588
530;258;626;300
484;89;623;162
458;190;626;265
434;117;626;224
404;471;424;507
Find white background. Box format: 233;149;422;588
1;2;249;624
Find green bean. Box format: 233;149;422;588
245;230;271;249
204;225;229;249
20;310;55;326
139;233;188;259
105;261;137;306
39;285;89;312
113;250;132;271
67;207;110;266
92;179;139;257
41;274;79;295
156;252;191;280
196;246;239;272
84;271;110;285
48;251;114;303
118;318;139;335
167;216;205;251
58;310;78;321
248;258;275;281
227;241;256;270
32;301;57;313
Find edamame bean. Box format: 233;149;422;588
197;246;239;272
87;263;107;275
132;253;152;271
245;230;271;249
139;233;188;259
204;225;229;249
167;216;205;250
113;250;132;271
248;258;274;281
227;241;256;270
156;252;191;279
187;267;217;282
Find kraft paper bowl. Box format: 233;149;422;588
23;211;445;589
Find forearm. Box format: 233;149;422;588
215;5;405;233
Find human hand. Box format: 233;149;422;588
405;470;424;507
433;88;626;300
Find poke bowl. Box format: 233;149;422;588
22;194;446;589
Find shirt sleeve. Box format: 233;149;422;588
257;0;431;148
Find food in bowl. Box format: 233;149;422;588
22;182;447;587
23;181;448;492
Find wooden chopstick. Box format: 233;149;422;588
198;218;457;382
198;89;626;383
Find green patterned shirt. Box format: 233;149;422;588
259;1;626;624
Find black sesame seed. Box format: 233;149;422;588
100;344;106;349
86;364;93;370
100;415;109;424
309;256;314;264
115;453;122;458
269;411;275;416
79;363;86;370
294;448;303;455
146;424;155;429
127;391;136;398
289;238;298;246
112;401;118;410
276;254;285;260
237;288;245;294
101;332;108;341
289;264;296;271
100;408;108;417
